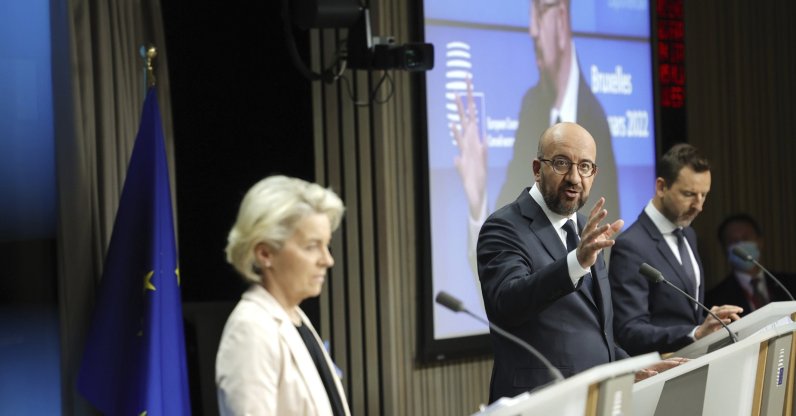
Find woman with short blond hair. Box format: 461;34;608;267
216;175;349;416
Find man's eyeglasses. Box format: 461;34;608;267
539;158;597;177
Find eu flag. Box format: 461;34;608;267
77;88;191;415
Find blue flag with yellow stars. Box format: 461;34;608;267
77;88;191;415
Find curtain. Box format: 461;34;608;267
51;0;175;414
685;0;796;284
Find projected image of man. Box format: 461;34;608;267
455;0;619;297
454;0;618;227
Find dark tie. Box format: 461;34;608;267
673;228;696;298
751;277;769;310
563;220;594;297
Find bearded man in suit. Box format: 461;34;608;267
477;122;677;402
609;144;742;356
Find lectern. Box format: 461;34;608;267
633;301;796;416
474;353;660;416
675;301;796;359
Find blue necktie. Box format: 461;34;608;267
673;228;697;299
563;220;594;298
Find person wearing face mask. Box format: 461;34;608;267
706;213;796;316
608;144;743;356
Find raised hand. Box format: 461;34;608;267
452;76;488;219
576;197;624;269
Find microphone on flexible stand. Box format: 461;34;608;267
638;263;738;343
435;291;564;383
731;246;795;301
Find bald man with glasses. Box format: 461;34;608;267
477;123;680;402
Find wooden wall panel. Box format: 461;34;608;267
685;0;796;289
309;1;493;414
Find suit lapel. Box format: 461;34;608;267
250;286;330;415
639;213;695;295
519;192;567;261
297;309;352;415
577;213;608;319
639;213;703;322
684;229;705;305
279;315;332;414
685;229;705;321
519;194;603;317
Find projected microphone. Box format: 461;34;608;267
731;246;795;301
435;291;564;383
639;263;738;343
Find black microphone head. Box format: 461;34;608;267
639;263;664;283
435;291;465;312
731;245;754;261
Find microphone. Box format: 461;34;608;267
638;263;738;343
731;246;795;301
435;291;564;383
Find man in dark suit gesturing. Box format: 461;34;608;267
609;144;743;356
477;122;676;402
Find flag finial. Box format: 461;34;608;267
142;45;158;87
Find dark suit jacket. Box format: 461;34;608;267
609;211;706;355
706;271;796;315
497;66;618;218
478;188;628;403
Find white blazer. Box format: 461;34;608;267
216;285;351;416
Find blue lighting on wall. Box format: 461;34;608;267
0;0;56;242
